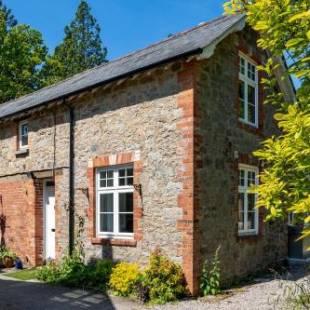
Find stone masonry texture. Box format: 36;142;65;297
0;28;287;295
195;30;287;285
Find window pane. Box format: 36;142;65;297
99;170;113;187
247;85;256;124
247;63;256;81
239;81;245;101
239;169;245;186
21;124;28;136
248;193;255;211
119;214;133;233
247;211;255;230
107;179;114;187
21;135;28;146
100;171;107;179
119;192;133;212
239;81;245;119
238;193;245;230
248;171;256;186
20;123;28;146
118;166;134;186
248;103;256;124
248;85;255;105
119;169;126;177
239;57;245;75
100;214;113;232
100;193;113;212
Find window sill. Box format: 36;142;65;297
15;148;29;157
91;238;137;247
239;118;258;128
237;232;260;242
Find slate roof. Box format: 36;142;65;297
0;14;244;120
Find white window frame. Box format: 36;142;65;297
239;52;259;127
96;164;134;239
238;164;259;236
19;120;29;149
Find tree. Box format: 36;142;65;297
224;1;310;239
0;11;47;103
42;0;107;85
0;0;17;29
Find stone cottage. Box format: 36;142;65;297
0;14;295;294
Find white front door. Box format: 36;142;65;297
44;181;55;260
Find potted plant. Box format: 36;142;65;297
3;255;14;268
0;247;16;268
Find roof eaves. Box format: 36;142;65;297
0;48;203;121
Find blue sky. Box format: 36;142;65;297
6;0;226;60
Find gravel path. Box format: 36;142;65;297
155;280;283;310
154;264;310;310
0;264;308;310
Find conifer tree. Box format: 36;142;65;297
0;0;17;29
42;0;107;85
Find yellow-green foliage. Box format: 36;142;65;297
224;0;309;81
109;262;141;296
142;249;186;304
224;0;310;242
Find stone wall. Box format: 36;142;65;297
195;31;287;284
72;68;186;266
0;109;70;175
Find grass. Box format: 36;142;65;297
4;268;37;281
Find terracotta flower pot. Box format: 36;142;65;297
3;256;14;268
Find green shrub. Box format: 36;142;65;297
200;246;221;296
37;252;112;291
37;260;61;283
85;259;113;290
141;249;186;304
109;262;141;296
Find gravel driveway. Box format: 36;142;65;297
0;264;308;310
154;264;310;310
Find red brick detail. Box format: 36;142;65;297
0;178;43;266
87;152;143;244
236;36;266;136
176;61;200;296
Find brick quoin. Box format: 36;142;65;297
176;60;200;296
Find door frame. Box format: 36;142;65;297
43;179;55;261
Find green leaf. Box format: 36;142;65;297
289;11;310;23
285;38;304;48
254;21;269;30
